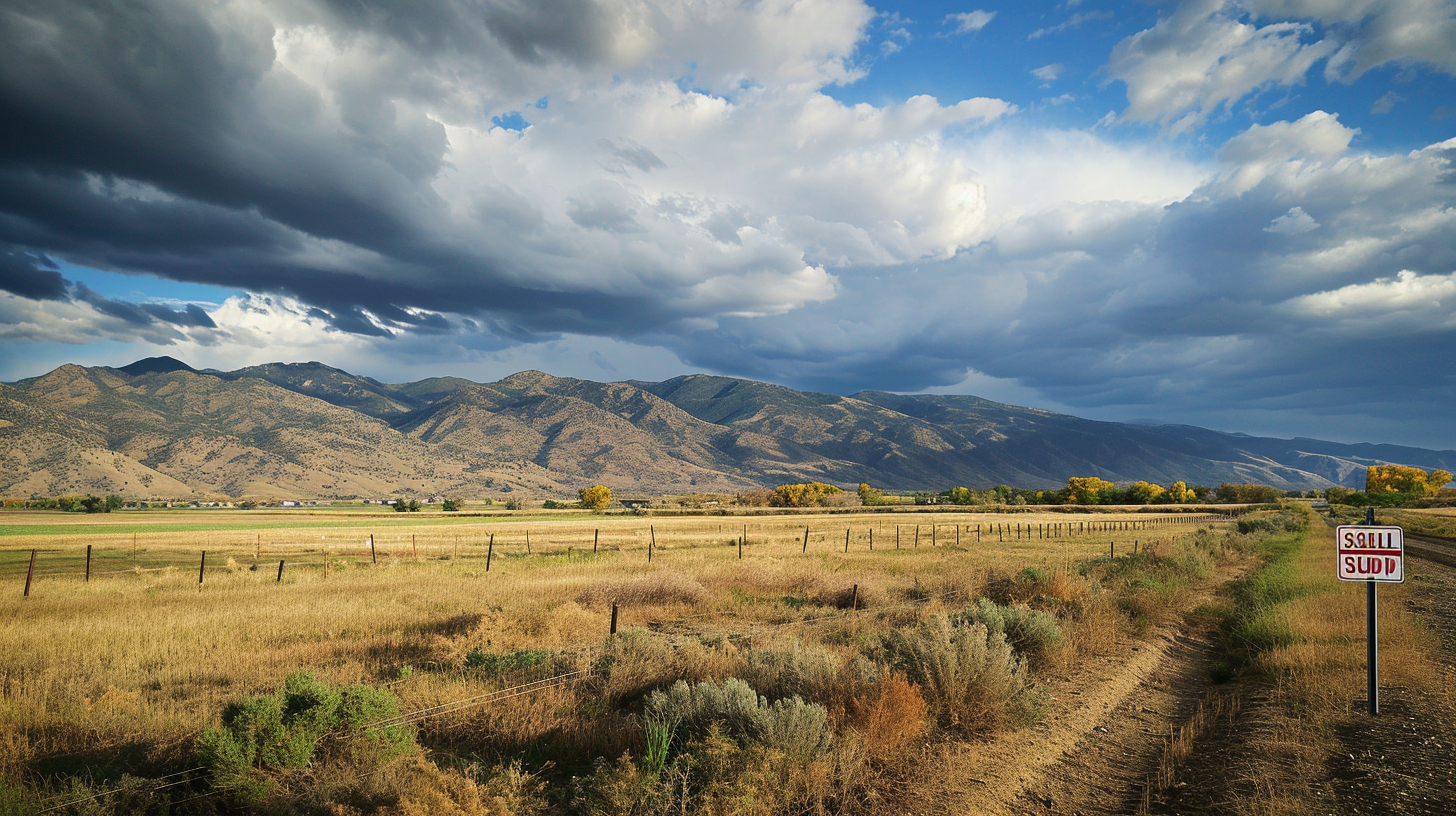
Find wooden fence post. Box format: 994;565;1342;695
526;530;532;555
85;544;92;582
844;528;850;553
413;534;418;560
277;559;285;582
370;535;377;564
1110;542;1115;559
869;528;874;551
594;529;599;554
23;549;36;597
486;534;495;572
649;526;655;562
850;583;859;610
198;550;206;590
610;603;619;635
802;525;809;554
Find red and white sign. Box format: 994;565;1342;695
1336;525;1404;583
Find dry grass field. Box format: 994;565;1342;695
0;507;1287;815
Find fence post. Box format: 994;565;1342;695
198;550;206;590
526;530;532;555
844;528;850;553
486;534;495;572
610;603;619;635
896;526;901;549
850;583;859;610
802;525;809;554
85;544;92;582
23;549;36;597
649;526;655;562
370;535;377;564
413;534;418;560
594;529;599;554
277;559;285;582
869;528;874;551
1110;542;1115;559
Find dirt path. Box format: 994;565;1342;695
944;569;1241;816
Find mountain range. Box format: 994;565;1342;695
1;356;1451;500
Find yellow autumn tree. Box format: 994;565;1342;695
1067;476;1116;504
1166;481;1192;503
578;484;613;511
1126;481;1166;504
1365;465;1453;496
771;482;842;507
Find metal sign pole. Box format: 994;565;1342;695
1365;506;1378;716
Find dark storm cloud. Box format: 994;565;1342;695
140;302;217;328
0;249;66;299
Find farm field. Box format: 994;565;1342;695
6;506;1445;815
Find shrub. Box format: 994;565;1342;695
645;678;833;760
848;673;928;753
197;672;415;803
882;615;1043;734
954;599;1064;669
736;641;847;705
463;648;555;676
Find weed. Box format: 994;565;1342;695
196;672;415;804
882;615;1043;734
645;678;834;761
954;598;1064;669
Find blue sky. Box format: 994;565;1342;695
2;0;1455;449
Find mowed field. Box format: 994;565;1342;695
0;506;1249;814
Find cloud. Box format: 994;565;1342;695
1029;10;1114;40
1110;1;1456;130
1264;206;1319;234
1032;63;1064;83
1370;90;1404;114
0;249;66;300
943;11;996;36
0;0;1014;346
653;120;1456;446
1108;0;1333;132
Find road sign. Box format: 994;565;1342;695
1336;525;1404;583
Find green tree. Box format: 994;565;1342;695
578;484;613;511
857;483;890;506
441;498;460;512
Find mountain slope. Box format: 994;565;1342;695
2;361;1451;499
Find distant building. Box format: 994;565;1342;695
619;498;651;510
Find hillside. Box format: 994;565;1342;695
1;360;1452;499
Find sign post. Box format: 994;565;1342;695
1336;509;1404;716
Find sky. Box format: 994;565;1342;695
1;0;1454;449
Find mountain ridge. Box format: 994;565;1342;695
1;359;1451;499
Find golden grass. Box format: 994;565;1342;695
0;508;1232;810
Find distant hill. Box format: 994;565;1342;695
1;360;1451;499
